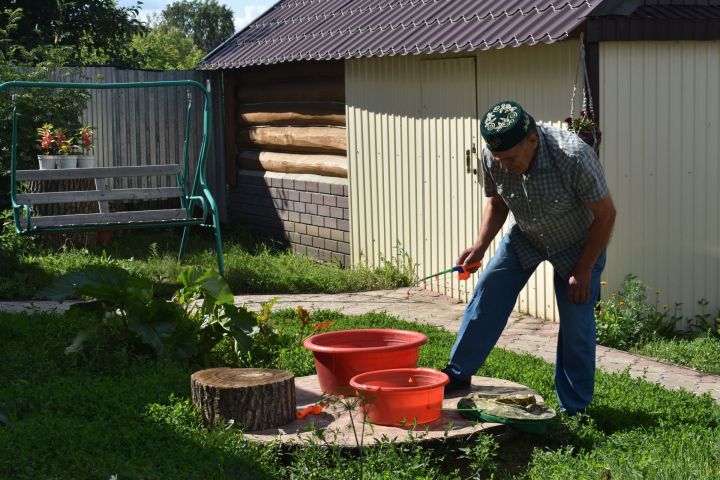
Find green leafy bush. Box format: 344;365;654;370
38;265;335;368
595;275;680;350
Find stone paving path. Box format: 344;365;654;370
4;288;719;403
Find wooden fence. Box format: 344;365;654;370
46;67;227;220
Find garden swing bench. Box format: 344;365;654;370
0;79;224;275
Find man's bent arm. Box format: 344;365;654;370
567;193;616;303
576;194;616;270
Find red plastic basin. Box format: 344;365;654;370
303;329;428;394
350;368;449;426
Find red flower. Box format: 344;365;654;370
41;131;53;150
54;130;66;147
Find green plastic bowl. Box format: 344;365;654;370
455;398;555;434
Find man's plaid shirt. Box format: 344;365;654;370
481;124;609;279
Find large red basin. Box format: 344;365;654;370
303;329;428;394
350;368;449;426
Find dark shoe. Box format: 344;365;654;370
441;367;471;394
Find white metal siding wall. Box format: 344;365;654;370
347;42;579;320
600;41;720;322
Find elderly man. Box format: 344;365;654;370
442;100;616;415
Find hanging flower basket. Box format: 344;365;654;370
576;128;601;155
565;114;601;155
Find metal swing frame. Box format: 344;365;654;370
0;79;224;275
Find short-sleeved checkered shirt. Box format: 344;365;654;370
482;123;609;279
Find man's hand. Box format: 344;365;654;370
568;265;593;304
456;245;484;273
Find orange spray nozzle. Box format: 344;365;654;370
453;261;482;280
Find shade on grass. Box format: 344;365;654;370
0;228;414;299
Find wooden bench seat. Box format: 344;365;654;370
19;208;204;230
15;164;202;231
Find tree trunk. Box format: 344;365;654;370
238;150;348;178
190;368;296;430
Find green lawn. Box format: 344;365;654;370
2;309;719;479
0;226;414;299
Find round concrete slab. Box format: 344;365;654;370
243;374;542;447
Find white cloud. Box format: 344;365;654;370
234;4;269;32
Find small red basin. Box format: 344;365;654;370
303;329;428;394
350;368;449;426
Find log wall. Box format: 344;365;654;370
225;60;347;181
225;60;351;265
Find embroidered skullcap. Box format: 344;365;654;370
480;100;536;152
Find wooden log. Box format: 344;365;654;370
239;150;348;178
236;79;344;103
238;126;346;155
191;368;296;430
238;101;346;126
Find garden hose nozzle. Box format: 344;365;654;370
406;261;482;297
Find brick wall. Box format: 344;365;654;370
228;170;351;265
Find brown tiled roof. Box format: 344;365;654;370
199;0;603;69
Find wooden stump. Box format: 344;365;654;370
190;368;296;430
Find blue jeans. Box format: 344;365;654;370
446;234;606;414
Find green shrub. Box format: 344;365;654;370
595;275;680;350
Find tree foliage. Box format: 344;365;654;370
0;9;89;181
3;0;146;67
131;27;204;70
161;0;235;53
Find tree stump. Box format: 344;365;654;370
190;368;296;430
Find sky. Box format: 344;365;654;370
117;0;276;33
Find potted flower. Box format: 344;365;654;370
37;123;58;169
565;111;601;154
55;129;77;169
76;125;95;168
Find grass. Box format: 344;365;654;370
634;336;720;376
2;308;720;479
0;225;414;299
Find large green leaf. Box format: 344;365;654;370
127;300;181;359
224;305;259;334
177;267;233;306
64;330;89;355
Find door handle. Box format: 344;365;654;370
466;146;478;175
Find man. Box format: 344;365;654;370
442;100;616;415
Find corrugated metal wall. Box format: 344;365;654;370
600;41;720;322
347;41;579;320
46;67;227;220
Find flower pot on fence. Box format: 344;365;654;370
38;155;57;170
76;155;95;168
56;155;78;169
